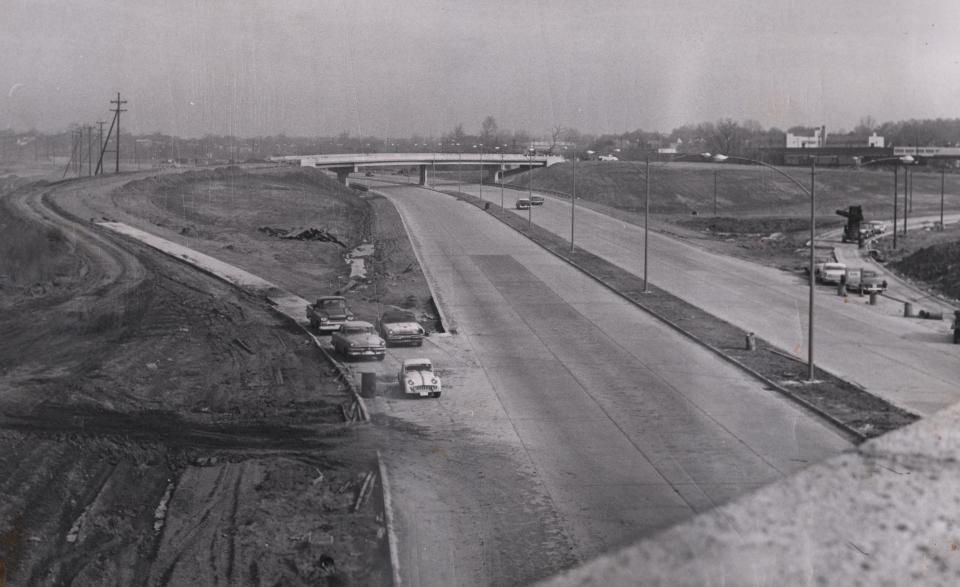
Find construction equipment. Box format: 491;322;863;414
836;205;864;243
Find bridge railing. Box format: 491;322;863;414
270;153;562;167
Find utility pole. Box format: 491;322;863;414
96;121;106;174
87;125;93;176
76;129;82;177
111;93;127;173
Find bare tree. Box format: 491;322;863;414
550;124;566;150
480;116;498;147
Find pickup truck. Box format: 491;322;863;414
307;296;354;333
843;267;887;294
859;269;888;294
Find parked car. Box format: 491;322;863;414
843;267;887;294
815;262;847;285
307;296;354;333
377;310;425;347
865;220;887;236
516;198;531;210
398;358;442;398
331;320;386;361
859;269;888;294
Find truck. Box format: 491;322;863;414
842;267;887;294
836;205;864;243
307;296;354;333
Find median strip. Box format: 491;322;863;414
445;190;919;441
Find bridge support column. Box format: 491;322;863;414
419;164;429;186
334;167;352;185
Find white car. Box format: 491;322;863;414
815;262;847;285
398;358;442;398
377;310;425;346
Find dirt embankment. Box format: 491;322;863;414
891;241;960;301
0;171;393;586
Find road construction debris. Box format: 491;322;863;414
257;226;346;246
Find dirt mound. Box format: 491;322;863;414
891;240;960;300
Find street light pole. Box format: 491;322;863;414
570;149;577;252
501;151;505;209
941;166;946;230
528;148;534;228
643;157;651;292
903;164;908;237
807;156;816;381
713;169;718;216
475;144;483;203
712;153;816;381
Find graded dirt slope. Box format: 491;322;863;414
0;171;391;585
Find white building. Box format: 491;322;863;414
786;126;826;149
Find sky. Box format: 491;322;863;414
2;0;959;139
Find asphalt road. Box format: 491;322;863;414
455;185;960;417
366;183;851;585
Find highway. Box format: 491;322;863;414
453;184;960;417
365;182;851;585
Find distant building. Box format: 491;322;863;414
868;132;885;148
786;126;826;149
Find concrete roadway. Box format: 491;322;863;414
453;184;960;417
366;183;851;585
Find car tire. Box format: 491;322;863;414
377;354;385;361
417;340;424;347
433;392;441;398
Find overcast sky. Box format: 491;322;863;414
2;0;959;139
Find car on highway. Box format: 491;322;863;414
816;262;847;285
307;296;354;333
398;358;442;398
516;198;531;210
377;309;425;347
530;195;544;206
331;320;386;361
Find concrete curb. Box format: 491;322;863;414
364;186;456;334
377;450;402;587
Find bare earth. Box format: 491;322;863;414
0;167;407;585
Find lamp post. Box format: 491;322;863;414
713;169;719;216
855;155;915;249
495;146;504;209
571;147;577;252
643;156;651;292
711;153;817;382
473;143;484;203
941;165;946;230
527;147;535;228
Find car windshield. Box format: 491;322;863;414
863;270;878;278
344;326;372;335
405;364;431;372
320;299;346;309
382;311;416;324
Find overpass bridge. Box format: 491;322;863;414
269;152;564;185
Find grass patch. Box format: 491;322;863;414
507;160;960;221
